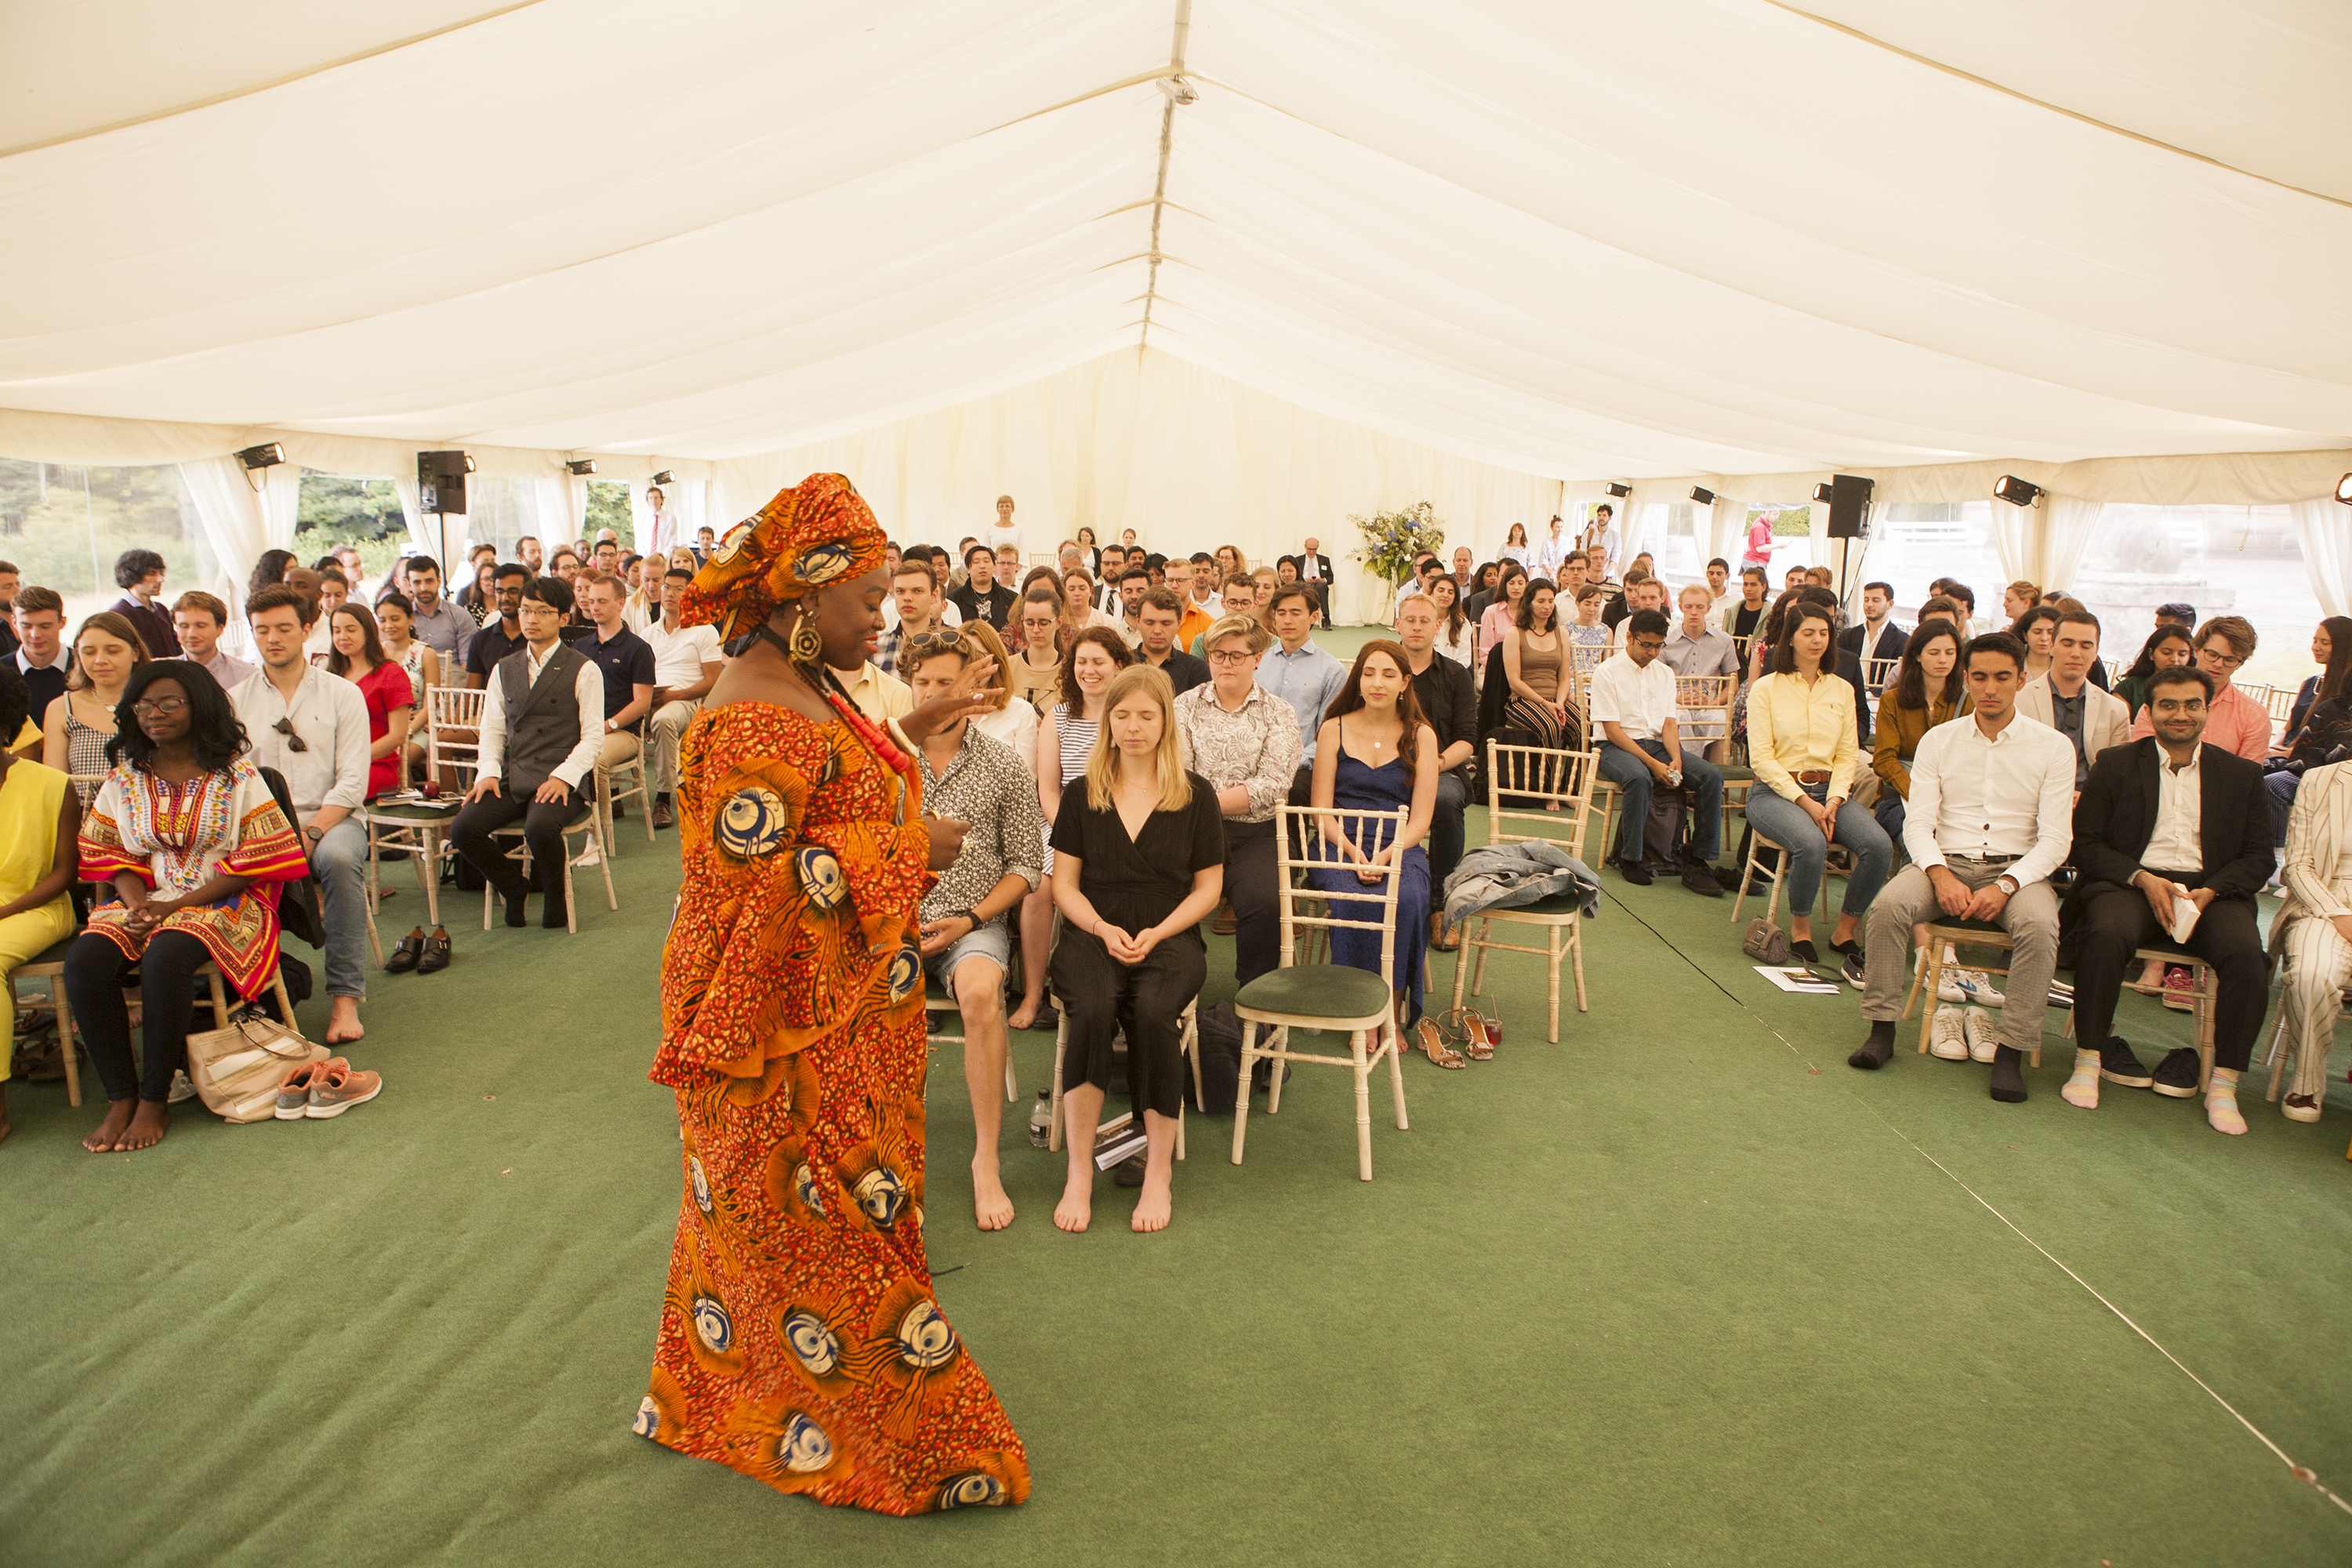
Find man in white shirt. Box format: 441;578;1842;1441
1849;630;2075;1100
231;584;376;1044
1185;553;1223;619
451;578;604;929
985;494;1021;559
172;591;255;691
643;566;724;829
1588;609;1725;894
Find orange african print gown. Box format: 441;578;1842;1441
638;701;1029;1515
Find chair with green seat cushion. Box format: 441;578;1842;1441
1450;742;1603;1043
1232;804;1412;1182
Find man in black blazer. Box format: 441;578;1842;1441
2064;664;2270;1131
1836;581;1907;680
1294;537;1336;627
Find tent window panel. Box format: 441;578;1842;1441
0;459;215;627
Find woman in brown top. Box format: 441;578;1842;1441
1869;618;1965;843
1500;578;1577;750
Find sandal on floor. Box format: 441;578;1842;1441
1416;1019;1466;1069
1445;1007;1494;1061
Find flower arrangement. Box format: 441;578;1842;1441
1348;502;1446;615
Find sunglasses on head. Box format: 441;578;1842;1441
903;627;971;657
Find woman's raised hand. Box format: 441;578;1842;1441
901;652;1001;744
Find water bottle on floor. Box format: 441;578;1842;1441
1027;1091;1051;1148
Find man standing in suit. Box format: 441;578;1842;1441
2016;608;2129;796
1837;581;1907;687
2063;664;2271;1133
1295;536;1335;627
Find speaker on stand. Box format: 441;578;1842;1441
1824;474;1873;607
416;451;473;577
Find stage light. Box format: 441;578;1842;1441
1604;482;1632;499
1156;75;1198;105
1994;475;2043;506
2336;473;2352;506
463;455;476;473
565;459;597;476
1690;487;1715;506
1811;482;1834;504
236;442;285;470
650;470;675;487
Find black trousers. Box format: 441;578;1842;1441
1429;770;1469;894
2070;877;2266;1072
1051;926;1206;1120
65;928;209;1103
452;782;586;927
1222;818;1281;989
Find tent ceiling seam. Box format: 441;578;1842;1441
1137;0;1194;358
1760;0;2352;211
0;1;551;162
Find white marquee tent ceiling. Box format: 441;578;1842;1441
2;0;2347;480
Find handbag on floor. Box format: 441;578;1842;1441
1741;916;1792;965
184;1009;327;1125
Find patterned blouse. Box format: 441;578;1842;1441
913;724;1044;927
1173;681;1301;823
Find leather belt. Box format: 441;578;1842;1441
1793;770;1832;784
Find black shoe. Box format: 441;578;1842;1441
2151;1047;2201;1098
417;925;452;974
1681;862;1722;897
2097;1035;2152;1088
1620;862;1653;887
1837;942;1866;989
1790;938;1819;964
385;927;425;973
1989;1045;2028;1103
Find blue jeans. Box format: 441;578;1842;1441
310;817;370;1000
1744;782;1891;919
1598;740;1722;865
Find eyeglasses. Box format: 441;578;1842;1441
1207;648;1256;666
131;696;187;717
272;716;309;753
2198;646;2247;670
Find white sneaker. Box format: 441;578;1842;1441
1929;1007;1969;1060
1936;967;1987;1006
1962;1006;1999;1063
1951;969;2006;1007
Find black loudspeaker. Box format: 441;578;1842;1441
1827;473;1873;538
416;450;468;515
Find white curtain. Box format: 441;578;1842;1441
179;456;299;622
631;477;710;557
1708;495;1748;572
1990;492;2106;595
390;474;468;568
536;477;587;547
2289;498;2352;618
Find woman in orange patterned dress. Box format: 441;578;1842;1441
635;475;1030;1515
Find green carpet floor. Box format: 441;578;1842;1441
7;643;2350;1566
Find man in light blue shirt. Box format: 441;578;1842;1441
1262;583;1348;795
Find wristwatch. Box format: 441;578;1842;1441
1994;874;2020;896
951;909;980;933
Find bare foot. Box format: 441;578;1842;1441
115;1101;170;1152
972;1156;1015;1232
1053;1176;1091;1233
326;996;365;1046
1131;1171;1171;1233
85;1100;136;1152
1007;1000;1043;1032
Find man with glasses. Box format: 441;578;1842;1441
452;578;604;930
464;564;533;688
1589;608;1726;893
2127;615;2270;760
232;584;376;1045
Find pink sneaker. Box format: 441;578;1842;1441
2160;965;2195;1011
306;1061;383;1119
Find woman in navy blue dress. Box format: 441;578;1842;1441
1307;641;1437;1032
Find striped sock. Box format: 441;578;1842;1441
2062;1046;2101;1109
2205;1067;2246;1135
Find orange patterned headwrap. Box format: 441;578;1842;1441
675;474;887;641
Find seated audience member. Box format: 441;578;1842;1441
513;535;544;574
643;568;724;829
1012;626;1134;1033
1702;557;1733;615
2062;665;2271;1131
1062;567;1119;641
450;579;604;931
2016;608;2128;794
622;553;660;633
1113;565;1152;645
465;564;532;688
1007;585;1068;712
13;586;71;736
1871;619;1964;840
1719;566;1770;659
1602;569;1659;633
2260;619;2352;853
1195;574;1259;654
2001;579;2042;629
2127;616;2269;760
45;612;150;799
0;666;78;1144
400;557;473;667
1663;583;1740;761
303;568;350;662
234;586;375;1044
1049;665;1222;1235
172;590;255;691
1261;583;1349;793
1784;565;1808;591
1839;580;1907;681
2269;758;2352;1122
1091;545;1128;612
1566;583;1613;655
70;660;310;1152
1393;594;1478;937
2153;601;2197;632
1310;641;1439;1034
1940;581;1978;633
572;573;656;799
1744;601;1891;968
372;593;436;778
1426;574;1477;670
109;546;180;657
1848;633;2075;1100
2112;625;2194;720
323;602;413;800
1590;609;1726;894
949;542;1019;632
1479;564;1530;670
1500;577;1578;752
1134;587;1210;696
2012;604;2060;682
956;621;1038;757
906;634;1045;1231
1176;613;1299;990
1250;564;1280;620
